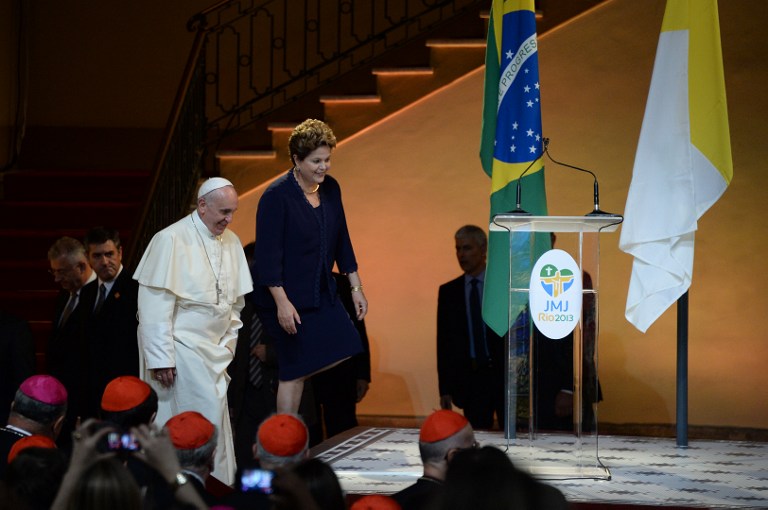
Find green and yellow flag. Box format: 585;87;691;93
480;0;549;336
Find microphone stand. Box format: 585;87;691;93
542;138;621;217
508;151;544;216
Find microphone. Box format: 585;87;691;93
508;145;544;215
542;138;618;216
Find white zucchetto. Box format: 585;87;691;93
197;177;234;199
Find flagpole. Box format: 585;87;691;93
676;291;689;448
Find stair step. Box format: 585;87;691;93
29;320;52;357
0;290;58;321
17;127;160;171
0;201;140;230
0;259;58;292
0;315;53;372
217;150;277;159
0;228;133;260
372;67;434;76
267;123;298;168
319;36;486;140
4;169;150;202
426;38;486;48
267;123;299;132
319;95;381;104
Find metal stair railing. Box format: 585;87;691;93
127;0;484;269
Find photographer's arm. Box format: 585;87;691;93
131;424;207;510
51;419;116;510
270;467;322;510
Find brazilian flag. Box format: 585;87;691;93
480;0;549;337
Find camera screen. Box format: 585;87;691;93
105;432;140;452
120;433;140;451
240;469;274;494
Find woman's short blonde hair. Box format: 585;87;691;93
288;119;337;161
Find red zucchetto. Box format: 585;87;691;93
7;435;57;463
101;376;151;412
350;495;402;510
419;410;469;443
257;414;308;456
165;411;215;449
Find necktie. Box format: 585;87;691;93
248;311;265;388
94;283;107;315
470;278;487;361
59;292;77;327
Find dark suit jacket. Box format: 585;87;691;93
393;477;443;510
0;311;35;425
227;298;278;426
253;172;358;311
0;426;27;480
79;270;140;417
48;289;90;422
437;275;504;409
188;473;222;506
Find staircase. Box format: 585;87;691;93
0;0;604;371
212;0;606;190
214;7;489;191
0;128;156;369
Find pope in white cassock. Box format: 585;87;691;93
133;177;253;485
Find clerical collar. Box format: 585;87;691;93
4;424;31;437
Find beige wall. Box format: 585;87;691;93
230;0;768;429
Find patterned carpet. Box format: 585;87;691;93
314;428;768;509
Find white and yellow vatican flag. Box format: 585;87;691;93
619;0;732;333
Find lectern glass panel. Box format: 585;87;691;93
492;214;621;480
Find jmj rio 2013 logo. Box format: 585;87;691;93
529;249;582;339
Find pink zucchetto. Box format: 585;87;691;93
19;375;67;406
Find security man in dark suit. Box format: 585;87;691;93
437;225;505;430
228;242;279;469
80;227;140;418
47;236;96;449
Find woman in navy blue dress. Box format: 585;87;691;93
253;119;367;414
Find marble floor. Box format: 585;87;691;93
313;427;768;509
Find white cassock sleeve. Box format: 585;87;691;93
137;285;176;369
